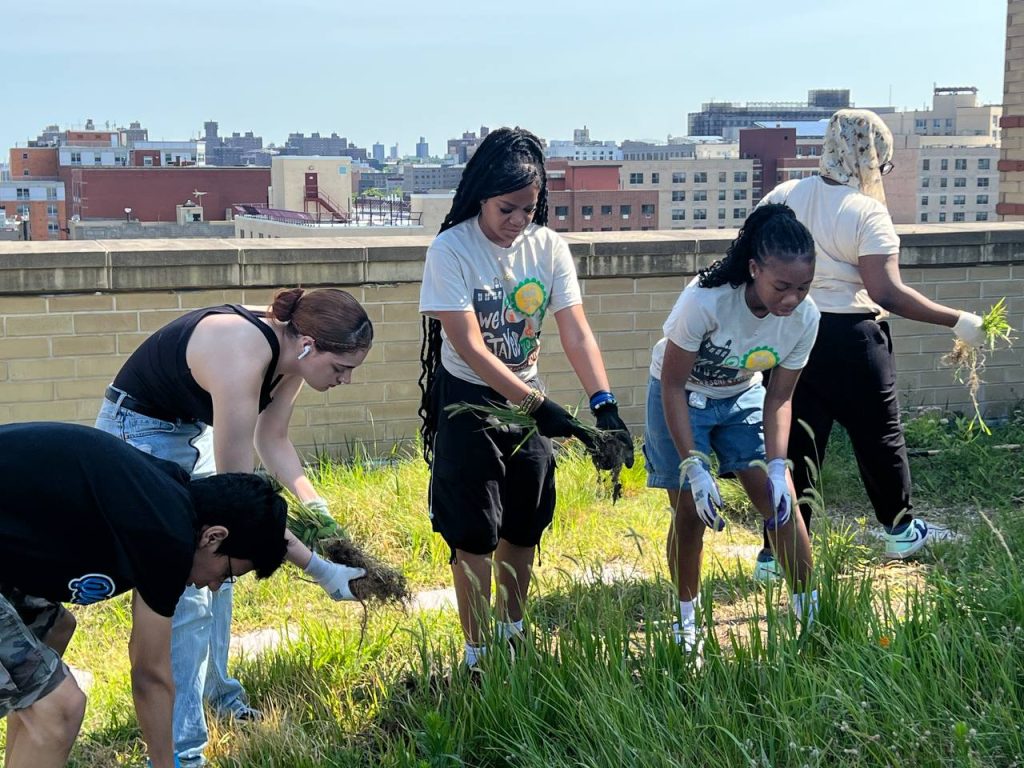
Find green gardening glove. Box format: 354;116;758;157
288;497;347;549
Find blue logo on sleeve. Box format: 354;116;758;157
68;574;116;605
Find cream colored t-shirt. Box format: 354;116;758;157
763;176;900;315
419;217;582;385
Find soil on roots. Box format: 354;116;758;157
588;432;631;503
321;538;410;604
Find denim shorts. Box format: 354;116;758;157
643;376;766;489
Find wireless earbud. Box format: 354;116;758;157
297;345;312;360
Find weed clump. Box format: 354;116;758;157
320;537;410;604
942;299;1015;434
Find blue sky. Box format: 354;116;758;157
2;0;1007;157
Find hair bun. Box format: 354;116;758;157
270;287;305;322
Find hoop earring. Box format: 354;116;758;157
297;345;312;360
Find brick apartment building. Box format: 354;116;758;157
546;159;658;232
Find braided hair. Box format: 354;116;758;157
698;203;814;289
417;127;549;464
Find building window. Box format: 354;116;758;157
48;222;60;234
933;119;942;129
21;152;28;159
733;189;747;200
581;205;593;218
693;190;707;201
953;212;965;222
619;205;632;217
734;171;747;183
921;178;930;188
915;118;926;131
671;209;686;221
70;152;81;164
600;226;612;231
954;177;966;188
938;212;946;222
920;213;928;222
46;187;57;199
717;189;726;201
16;204;29;217
672;172;686;183
15;188;29;200
921;196;929;206
601;205;612;215
22;169;29;176
693;172;707;183
977;194;989;205
693;208;707;220
733;208;747;219
953;195;965;206
717;208;727;220
93;155;102;165
922;159;930;171
641;204;655;217
954;159;967;170
620;226;631;231
977;177;989;187
718;171;727;183
945;118;954;130
143;156;153;166
978;158;990;170
582;227;593;232
939;195;947;205
976;211;989;221
671;191;686;202
46;204;58;217
629;172;643;184
939;178;947;188
940;159;948;171
554;206;568;218
165;153;173;164
651;173;660;184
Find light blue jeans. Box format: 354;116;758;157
96;394;248;765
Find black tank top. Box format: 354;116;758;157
112;304;282;426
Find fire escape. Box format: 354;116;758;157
303;172;350;223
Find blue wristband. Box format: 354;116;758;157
589;390;617;412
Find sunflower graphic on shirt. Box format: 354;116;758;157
741;346;780;370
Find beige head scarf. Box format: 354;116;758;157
819;109;893;204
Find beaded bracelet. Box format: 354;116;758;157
517;388;544;415
589;390;617;413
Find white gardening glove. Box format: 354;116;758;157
765;458;793;531
682;458;725;531
304;553;366;601
953;311;986;347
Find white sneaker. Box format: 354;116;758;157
672;622;705;669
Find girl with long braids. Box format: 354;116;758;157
644;203;819;662
418;126;634;672
95;287;373;767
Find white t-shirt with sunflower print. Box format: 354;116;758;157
420;216;582;386
650;277;820;399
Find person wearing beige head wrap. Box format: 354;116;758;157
752;108;986;578
819;108;894;204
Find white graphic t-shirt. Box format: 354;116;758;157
420;217;582;385
649;278;820;399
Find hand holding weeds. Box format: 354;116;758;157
534;398;597;449
953;311;986;347
304;553;366;601
592;402;635;471
290;497;347;549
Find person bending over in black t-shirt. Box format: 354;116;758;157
0;422;289;768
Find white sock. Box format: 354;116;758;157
464;643;486;668
496;619;524;641
791;589;819;625
679;598;699;630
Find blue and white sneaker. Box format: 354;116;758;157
884;518;932;560
753;548;784;583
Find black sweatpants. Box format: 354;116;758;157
763;313;913;550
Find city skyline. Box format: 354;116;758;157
3;0;1007;158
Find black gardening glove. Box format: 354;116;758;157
592;402;635;470
533;398;596;450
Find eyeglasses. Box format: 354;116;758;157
880;161;895;176
224;556;237;585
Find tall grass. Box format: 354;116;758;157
8;412;1022;766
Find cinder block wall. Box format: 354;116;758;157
1;226;1022;459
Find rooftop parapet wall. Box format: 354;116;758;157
0;226;1022;458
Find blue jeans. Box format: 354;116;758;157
643;377;766;489
96;394;247;765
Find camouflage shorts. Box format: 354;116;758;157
0;586;68;717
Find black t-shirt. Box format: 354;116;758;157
111;304;281;425
0;422;197;617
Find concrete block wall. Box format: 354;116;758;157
1;226;1022;459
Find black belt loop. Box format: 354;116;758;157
104;386;193;424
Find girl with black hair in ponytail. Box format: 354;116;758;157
644;203;819;664
418;126;634;673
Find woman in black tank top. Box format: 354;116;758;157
95;287;373;764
